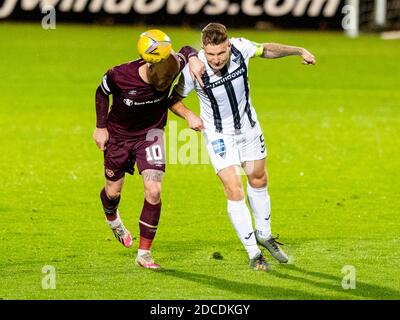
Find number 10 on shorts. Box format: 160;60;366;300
145;145;163;162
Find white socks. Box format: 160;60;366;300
247;183;272;239
138;249;150;257
227;199;261;259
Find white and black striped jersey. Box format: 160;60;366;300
174;37;260;134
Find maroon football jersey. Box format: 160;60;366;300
101;59;167;138
99;47;196;139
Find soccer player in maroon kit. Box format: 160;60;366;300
93;33;204;269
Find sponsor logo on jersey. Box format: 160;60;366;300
232;54;242;65
205;66;246;90
133;93;168;106
212;139;226;158
123;98;134;106
128;90;137;95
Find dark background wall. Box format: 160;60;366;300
0;0;345;29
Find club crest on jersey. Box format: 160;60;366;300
123;98;134;106
212;139;226;158
105;169;115;178
233;55;242;65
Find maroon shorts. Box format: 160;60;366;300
104;132;166;181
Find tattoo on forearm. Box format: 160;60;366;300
264;43;302;58
142;170;163;182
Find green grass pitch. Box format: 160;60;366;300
0;23;399;300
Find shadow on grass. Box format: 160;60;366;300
160;268;335;300
159;265;400;300
271;265;400;299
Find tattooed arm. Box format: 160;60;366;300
261;43;316;65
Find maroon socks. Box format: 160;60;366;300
100;188;120;221
138;199;161;250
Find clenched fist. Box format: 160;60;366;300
93;127;109;151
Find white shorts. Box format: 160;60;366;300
203;124;267;173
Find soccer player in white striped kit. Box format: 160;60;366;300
170;23;316;271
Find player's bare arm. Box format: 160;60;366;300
173;51;205;87
261;43;316;65
93;85;110;151
174;46;205;87
169;96;204;131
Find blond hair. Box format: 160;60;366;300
201;23;228;46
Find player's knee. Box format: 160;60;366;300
105;188;121;200
248;172;268;189
105;178;124;199
224;185;244;201
145;186;161;204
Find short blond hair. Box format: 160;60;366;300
201;23;228;46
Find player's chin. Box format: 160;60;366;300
211;65;224;72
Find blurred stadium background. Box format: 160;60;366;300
0;0;399;300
